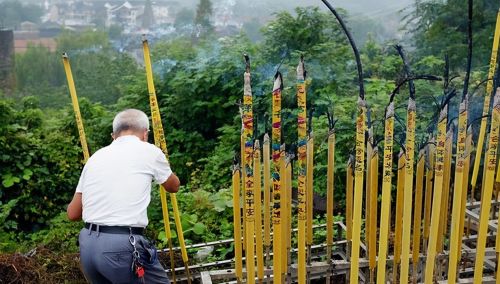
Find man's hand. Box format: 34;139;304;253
67;192;82;221
162;173;180;193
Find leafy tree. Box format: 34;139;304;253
175;8;195;30
194;0;214;36
404;0;496;70
0;0;42;29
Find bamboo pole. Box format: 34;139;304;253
232;166;243;283
473;89;500;283
263;133;271;270
255;141;264;283
471;9;500;194
423;137;435;252
369;145;378;283
142;38;191;283
350;98;367;284
271;73;283;284
400;97;417;284
424;106;448;283
447;100;468;284
412;149;425;283
62;54;90;163
296;58;307;284
376;102;395;284
306;132;314;267
326;131;336;265
243;56;256;284
241;133;247;250
393;150;406;283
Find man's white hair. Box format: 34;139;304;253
112;109;150;134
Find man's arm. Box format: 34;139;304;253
162;173;180;193
67;192;82;221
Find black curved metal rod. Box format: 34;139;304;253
462;0;473;100
321;0;365;100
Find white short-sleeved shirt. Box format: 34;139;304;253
76;135;172;227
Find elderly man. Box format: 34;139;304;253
67;108;179;283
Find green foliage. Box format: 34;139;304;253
195;0;214;36
0;0;42;28
405;0;496;70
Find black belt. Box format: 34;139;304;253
84;223;145;235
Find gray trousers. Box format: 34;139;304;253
79;228;170;284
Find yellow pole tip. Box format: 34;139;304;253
142;34;148;43
62;52;68;58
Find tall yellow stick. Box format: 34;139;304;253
232;166;243;283
412;150;425;283
243;56;255;284
142;39;190;282
346;156;354;256
457;126;472;258
471;10;500;192
394;150;406;283
286;156;292;280
281;153;288;275
369;144;378;282
263;134;271;268
423;138;435;252
306;133;314;267
400;98;417;284
271;73;283;284
62;54;90;163
254;141;264;282
366;129;373;251
437;128;453;253
326;131;336;263
376;102;395;284
424;106;448;283
296;58;307;284
350;98;366;284
473;89;500;283
447;100;468;284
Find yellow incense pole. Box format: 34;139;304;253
437;128;453;253
326;131;335;262
306;132;314;267
263;134;271;268
285;156;292;281
393;149;406;283
400;97;417;284
271;72;283;284
232;165;243;283
457;126;472;257
62;53;90;163
447;99;468;283
243;55;255;284
365;128;373;250
471;10;500;192
279;146;286;281
424;106;448;283
473;89;500;283
241;133;247;249
423;137;435;252
376;102;395;284
142;39;190;282
350;98;366;284
346;156;354;257
254;141;264;283
412;149;425;283
369;144;378;283
281;152;288;276
296;57;307;284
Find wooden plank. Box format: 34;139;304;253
200;271;212;284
